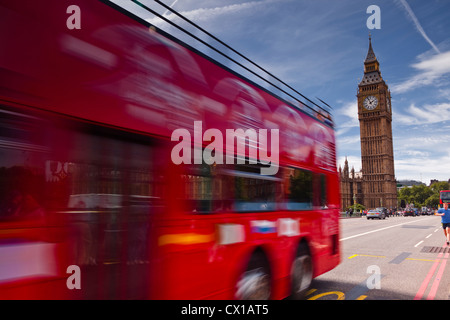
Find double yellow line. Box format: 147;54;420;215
348;254;385;259
348;254;436;262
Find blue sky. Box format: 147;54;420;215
114;0;450;184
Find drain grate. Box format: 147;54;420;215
421;246;450;254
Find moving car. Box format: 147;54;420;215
404;209;415;217
367;209;386;220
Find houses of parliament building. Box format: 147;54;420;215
339;37;397;210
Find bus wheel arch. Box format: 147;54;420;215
235;247;272;300
290;239;313;299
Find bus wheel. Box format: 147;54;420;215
235;250;271;300
290;243;313;299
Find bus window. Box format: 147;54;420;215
49;124;165;269
181;160;282;213
0;108;48;222
233;163;281;212
284;168;313;210
182;162;213;213
314;173;327;208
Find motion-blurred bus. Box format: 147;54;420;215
440;190;450;205
0;0;340;299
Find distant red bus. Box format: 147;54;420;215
440;190;450;205
0;0;340;299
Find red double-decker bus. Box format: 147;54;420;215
0;0;340;299
440;190;450;205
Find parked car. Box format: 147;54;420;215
367;209;386;220
404;209;415;217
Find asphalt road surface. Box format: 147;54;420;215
308;215;450;300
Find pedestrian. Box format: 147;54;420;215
436;202;450;245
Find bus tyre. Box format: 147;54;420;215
235;250;271;300
290;244;313;299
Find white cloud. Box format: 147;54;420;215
438;88;450;100
169;2;261;22
142;0;361;93
394;102;450;125
337;134;360;145
392;120;450;183
335;100;362;173
335;101;358;128
337;155;362;172
146;0;281;27
395;156;450;183
392;50;450;93
396;0;440;54
161;0;179;16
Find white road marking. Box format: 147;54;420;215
340;217;430;241
414;240;424;248
426;234;433;239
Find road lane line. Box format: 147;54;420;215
307;291;345;300
406;258;437;262
426;234;432;239
348;254;386;259
414;240;424;248
359;254;385;258
414;258;441;300
414;245;446;300
305;288;317;297
340;217;430;241
427;250;449;300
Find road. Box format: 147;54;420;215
308;215;450;300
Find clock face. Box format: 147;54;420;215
363;95;378;110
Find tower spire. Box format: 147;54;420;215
365;34;377;63
360;35;382;85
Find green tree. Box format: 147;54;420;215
398;187;412;206
425;193;440;208
410;184;433;207
430;181;449;194
398;181;449;209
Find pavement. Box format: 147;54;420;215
308;215;450;300
340;213;363;219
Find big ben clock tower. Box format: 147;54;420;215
357;36;397;209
